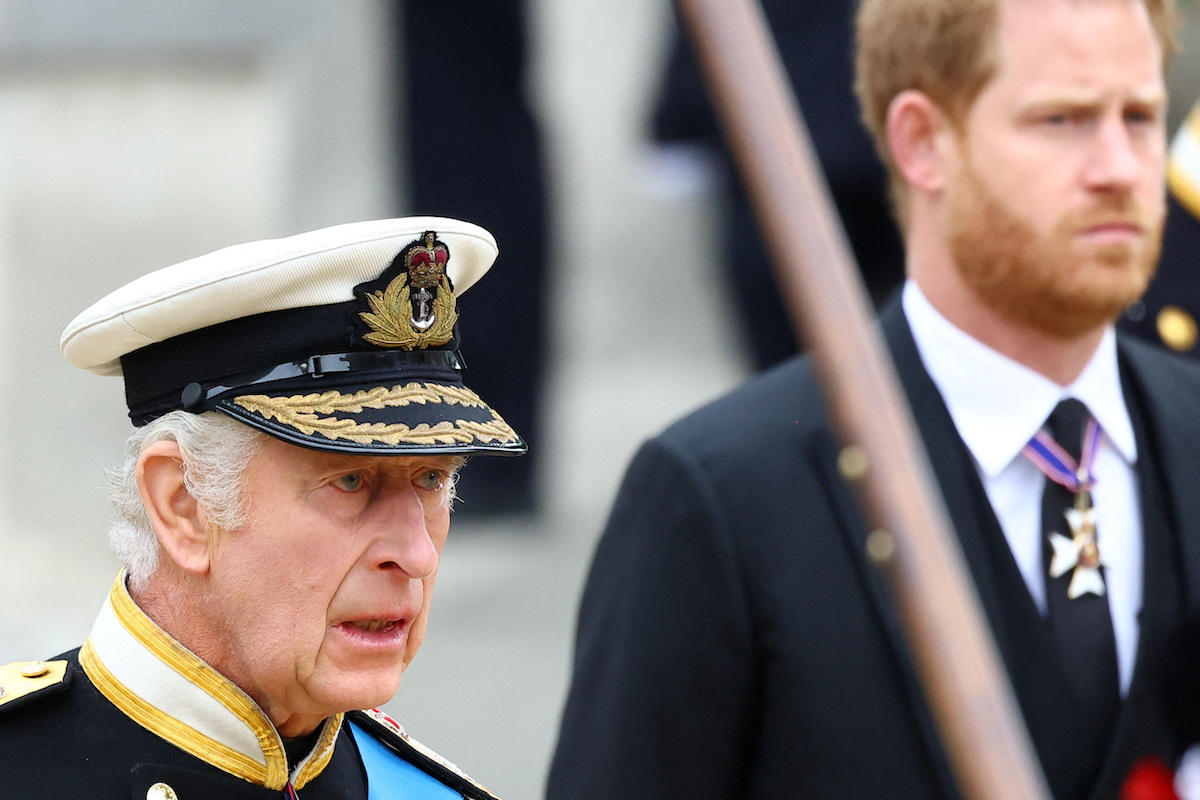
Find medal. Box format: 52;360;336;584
1023;417;1106;598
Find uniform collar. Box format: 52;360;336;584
80;572;342;791
903;281;1137;477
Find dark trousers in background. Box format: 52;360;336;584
396;0;548;517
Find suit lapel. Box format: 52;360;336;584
1117;339;1200;611
811;428;963;800
810;299;1016;800
880;302;1017;643
816;300;1015;660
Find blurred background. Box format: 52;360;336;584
0;2;1197;798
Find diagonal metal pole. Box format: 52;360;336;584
673;1;1052;798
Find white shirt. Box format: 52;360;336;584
903;281;1141;692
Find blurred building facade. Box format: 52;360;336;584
0;0;397;542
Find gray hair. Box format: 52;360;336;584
107;411;265;590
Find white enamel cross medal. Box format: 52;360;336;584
1047;475;1106;598
1023;414;1107;600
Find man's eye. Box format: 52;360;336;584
336;473;365;492
1125;107;1158;127
1036;110;1093;130
417;470;445;491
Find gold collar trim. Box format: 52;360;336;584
80;573;341;790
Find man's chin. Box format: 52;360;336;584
351;676;403;712
976;251;1154;339
1070;262;1156;331
972;278;1134;339
309;670;403;717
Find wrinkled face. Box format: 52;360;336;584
945;0;1167;338
200;438;462;734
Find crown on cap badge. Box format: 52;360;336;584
359;231;459;350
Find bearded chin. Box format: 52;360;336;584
947;169;1161;340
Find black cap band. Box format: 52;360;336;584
120;300;463;426
178;349;466;412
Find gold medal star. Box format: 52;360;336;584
1048;506;1106;598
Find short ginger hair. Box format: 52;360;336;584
853;0;1180;220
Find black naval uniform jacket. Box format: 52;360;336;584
547;299;1200;800
0;576;499;799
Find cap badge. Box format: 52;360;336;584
359;231;458;350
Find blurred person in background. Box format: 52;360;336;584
395;0;549;519
1120;100;1200;357
649;0;904;371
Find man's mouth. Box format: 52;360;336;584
348;619;402;633
1087;221;1139;232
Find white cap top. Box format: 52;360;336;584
61;216;498;376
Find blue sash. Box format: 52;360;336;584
350;722;460;800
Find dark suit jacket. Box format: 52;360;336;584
547;300;1200;800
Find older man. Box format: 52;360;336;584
0;218;523;798
548;1;1200;799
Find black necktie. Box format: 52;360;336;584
1041;399;1120;724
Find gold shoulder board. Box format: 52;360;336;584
0;660;69;708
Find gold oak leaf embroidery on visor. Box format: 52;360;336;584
232;383;519;446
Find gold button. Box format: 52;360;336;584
837;445;870;483
147;783;178;800
865;529;897;565
19;661;49;678
1156;305;1198;352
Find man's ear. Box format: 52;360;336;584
137;440;212;575
886;89;958;195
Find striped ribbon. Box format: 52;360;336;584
1022;416;1103;492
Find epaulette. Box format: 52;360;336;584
0;660;70;714
349;708;502;800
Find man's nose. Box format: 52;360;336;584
369;486;441;579
1083;115;1150;192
